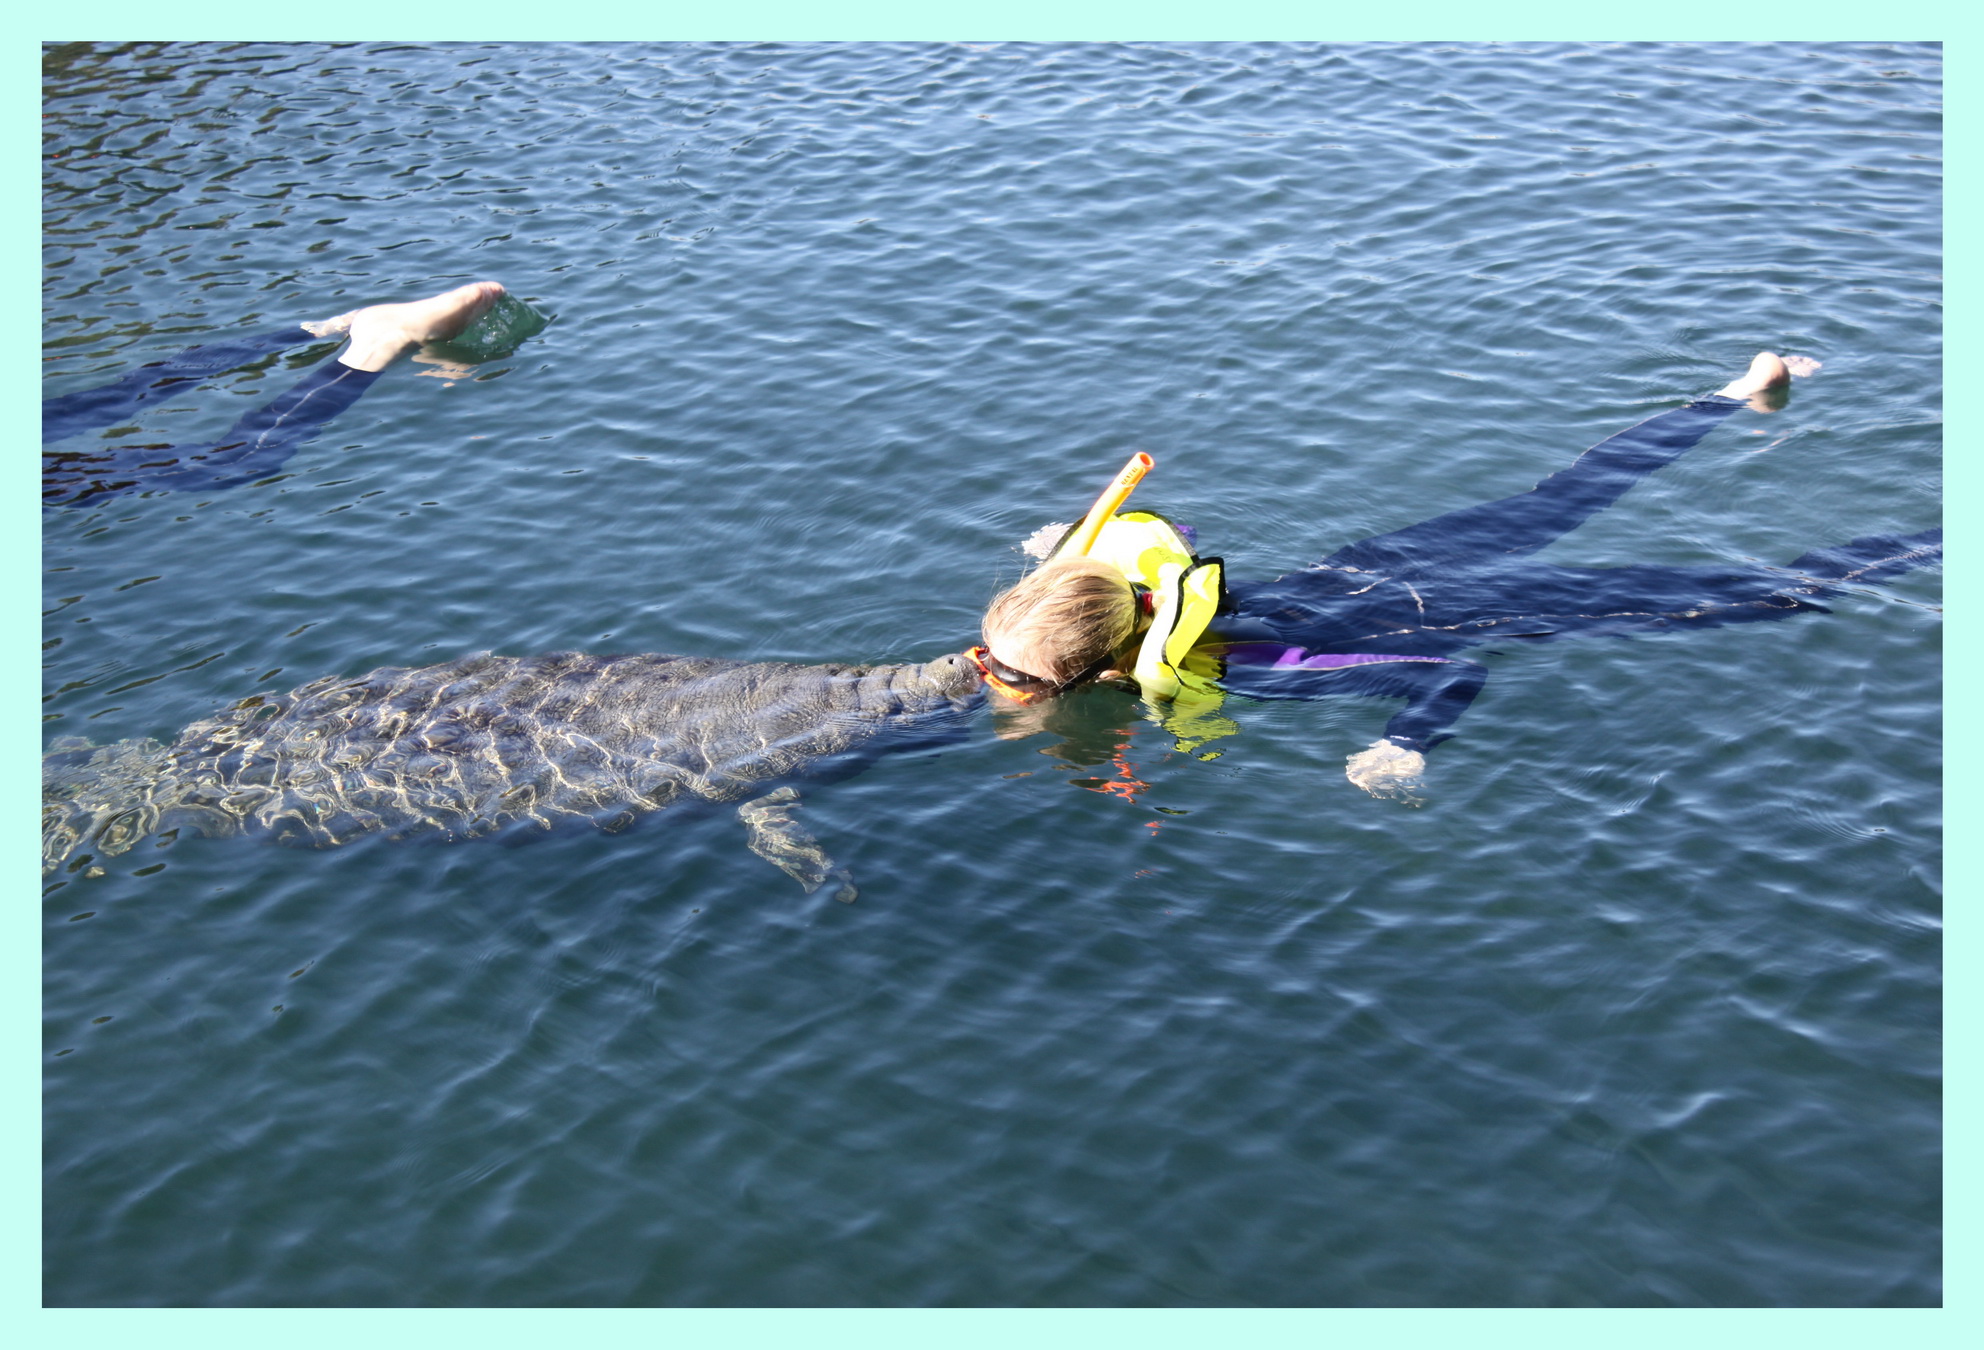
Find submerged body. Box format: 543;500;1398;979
43;650;982;899
1210;396;1940;772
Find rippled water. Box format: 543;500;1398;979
42;42;1939;1306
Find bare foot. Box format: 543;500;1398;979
1715;351;1822;413
305;281;507;372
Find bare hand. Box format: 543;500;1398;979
1346;739;1427;803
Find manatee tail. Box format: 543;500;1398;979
1782;527;1942;590
42;735;175;876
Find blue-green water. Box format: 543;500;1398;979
41;42;1939;1306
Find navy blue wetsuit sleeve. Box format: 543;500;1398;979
1321;397;1747;574
1375;660;1489;750
43;357;382;506
1217;658;1490;752
1781;528;1943;590
41;326;319;443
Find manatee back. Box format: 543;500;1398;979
43;734;176;875
45;649;979;866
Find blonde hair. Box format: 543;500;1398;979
981;557;1139;683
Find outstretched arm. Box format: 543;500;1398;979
1213;652;1490;799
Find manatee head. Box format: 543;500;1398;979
909;651;986;703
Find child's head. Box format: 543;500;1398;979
981;556;1141;686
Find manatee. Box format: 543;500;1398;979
42;649;984;902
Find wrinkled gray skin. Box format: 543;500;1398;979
43;649;984;902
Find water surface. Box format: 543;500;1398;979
42;41;1940;1306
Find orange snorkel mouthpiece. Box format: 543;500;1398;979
1060;451;1153;559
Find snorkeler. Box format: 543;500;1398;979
978;353;1942;798
41;281;506;506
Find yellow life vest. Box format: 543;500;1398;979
1049;511;1237;753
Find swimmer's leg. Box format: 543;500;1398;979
1452;530;1941;642
41;328;319;443
1780;527;1942;590
42;282;505;506
44;358;384;506
1320;353;1816;575
316;280;506;372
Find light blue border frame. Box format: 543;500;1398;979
20;2;1960;1336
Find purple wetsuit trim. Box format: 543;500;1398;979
1218;643;1453;670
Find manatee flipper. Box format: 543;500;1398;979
737;786;858;903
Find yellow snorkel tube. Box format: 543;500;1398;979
1058;451;1153;559
1044;454;1236;751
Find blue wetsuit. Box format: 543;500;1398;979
1208;397;1941;752
42;328;381;506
